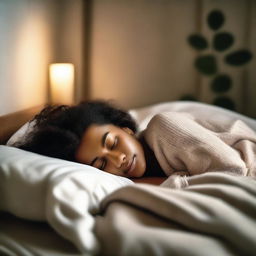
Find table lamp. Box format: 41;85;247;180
49;63;74;105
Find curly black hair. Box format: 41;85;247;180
16;100;137;162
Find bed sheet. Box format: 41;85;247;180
0;213;83;256
95;172;256;256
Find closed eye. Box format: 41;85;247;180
92;158;106;170
100;159;107;170
110;137;118;150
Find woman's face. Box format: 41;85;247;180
75;124;146;178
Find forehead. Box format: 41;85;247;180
84;124;110;142
75;124;114;164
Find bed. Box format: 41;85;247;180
1;101;256;256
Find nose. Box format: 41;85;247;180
106;151;126;168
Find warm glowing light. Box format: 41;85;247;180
49;63;74;104
13;10;51;111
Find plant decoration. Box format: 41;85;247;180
183;9;253;110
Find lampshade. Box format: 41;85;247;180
49;63;74;105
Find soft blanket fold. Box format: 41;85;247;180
94;173;256;256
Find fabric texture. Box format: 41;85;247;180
129;101;256;132
6;120;35;146
0;145;133;254
143;111;256;178
0;213;82;256
95;172;256;256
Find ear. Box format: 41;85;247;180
122;127;134;135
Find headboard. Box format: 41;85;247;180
0;106;43;145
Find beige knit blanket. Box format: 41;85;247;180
144;112;256;177
94;173;256;256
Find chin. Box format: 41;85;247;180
134;166;146;178
132;173;143;178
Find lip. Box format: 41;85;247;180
125;155;136;176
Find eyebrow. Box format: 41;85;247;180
90;132;109;165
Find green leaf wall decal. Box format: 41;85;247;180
213;96;235;110
195;55;217;75
188;35;208;50
211;74;232;92
213;32;234;51
207;10;225;31
225;50;253;66
185;8;254;107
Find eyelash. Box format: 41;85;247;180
100;159;106;170
110;137;118;150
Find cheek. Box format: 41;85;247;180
121;136;140;153
105;162;116;172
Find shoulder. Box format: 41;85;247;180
146;112;194;131
143;112;194;142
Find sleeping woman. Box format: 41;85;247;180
15;100;256;183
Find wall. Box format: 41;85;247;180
0;0;55;115
88;0;256;117
52;0;85;104
89;0;198;109
0;0;85;116
1;0;255;117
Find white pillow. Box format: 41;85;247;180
129;101;256;132
6;120;35;146
0;145;133;254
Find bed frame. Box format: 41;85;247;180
0;106;43;144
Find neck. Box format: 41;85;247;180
138;133;166;177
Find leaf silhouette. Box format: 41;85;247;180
225;50;253;66
207;10;225;31
213;96;235;110
213;32;234;51
211;74;232;93
188;34;208;50
195;55;217;75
